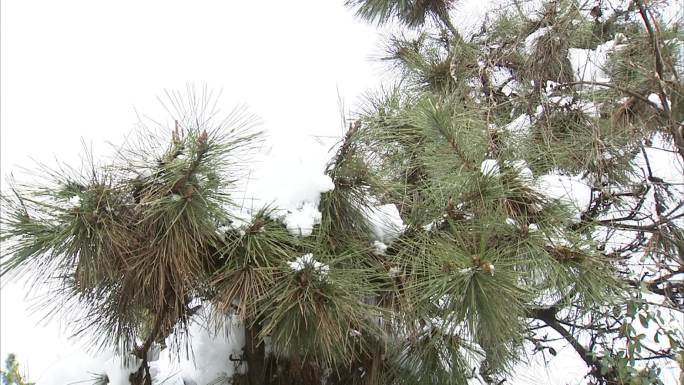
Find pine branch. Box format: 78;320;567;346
532;307;615;382
634;0;684;161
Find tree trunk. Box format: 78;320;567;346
245;323;267;385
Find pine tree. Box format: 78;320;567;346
1;1;683;384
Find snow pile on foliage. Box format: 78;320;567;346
536;173;591;219
363;201;406;255
524;27;552;55
365;203;405;246
504;113;532;135
489;67;518;96
569;38;622;83
288;253;330;278
450;0;515;38
239;133;336;236
480;159;500;176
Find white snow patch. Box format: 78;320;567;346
506;160;534;182
579;100;601;117
174;316;246;385
504;114;532;135
423;219;441;232
524;27;551;55
121;313;246;385
547;95;574;107
544;80;559;94
569;38;620;83
365;203;405;245
372;240;388;255
67;195;81;206
137;168;153;179
647;93;671;110
546;95;602;118
280;201;324;236
240;134;336;237
216;209;252;237
449;0;514;38
490;66;520;96
536;173;591;219
501;81;520;97
490;66;511;85
480;159;500;176
288;253;330;278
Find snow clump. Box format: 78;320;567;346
568;37;623;83
365;203;406;254
480;159;500;176
288;253;330;278
536;173;591;220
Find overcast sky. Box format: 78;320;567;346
0;1;390;169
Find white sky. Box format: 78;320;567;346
0;1;387;169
